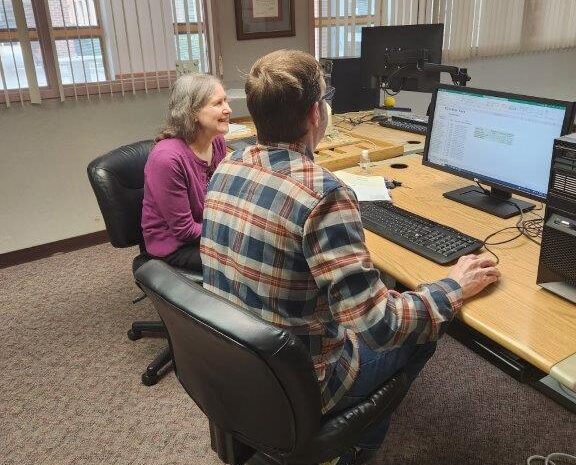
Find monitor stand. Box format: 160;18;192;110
443;186;535;219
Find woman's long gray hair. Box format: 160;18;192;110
155;73;222;144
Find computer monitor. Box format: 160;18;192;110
319;57;379;113
361;24;444;93
423;85;575;218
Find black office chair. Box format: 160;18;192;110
87;140;203;386
135;259;410;465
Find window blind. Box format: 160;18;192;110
522;0;576;53
314;0;576;62
314;0;423;59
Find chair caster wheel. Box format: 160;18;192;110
127;329;142;341
141;372;158;386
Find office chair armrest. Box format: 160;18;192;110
177;269;203;283
287;371;409;464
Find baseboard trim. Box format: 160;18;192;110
0;230;109;269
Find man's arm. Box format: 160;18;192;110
302;186;463;349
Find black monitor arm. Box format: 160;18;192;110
419;62;471;87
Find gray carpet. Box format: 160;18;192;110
1;243;574;465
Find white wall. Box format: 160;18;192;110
0;92;168;254
215;1;311;117
217;2;310;88
392;49;576;115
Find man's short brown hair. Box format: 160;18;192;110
245;49;323;144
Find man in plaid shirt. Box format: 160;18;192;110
201;50;500;465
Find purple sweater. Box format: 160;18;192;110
141;136;227;257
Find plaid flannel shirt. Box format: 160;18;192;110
201;142;463;413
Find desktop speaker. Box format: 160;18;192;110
537;134;576;303
319;57;379;114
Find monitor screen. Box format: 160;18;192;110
361;24;444;93
423;85;575;218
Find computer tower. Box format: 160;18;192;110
537;134;576;303
319;57;379;114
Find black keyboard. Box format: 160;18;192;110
378;119;428;135
359;201;483;265
227;135;257;151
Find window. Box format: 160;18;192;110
173;0;207;69
48;0;106;85
314;0;377;58
0;0;210;106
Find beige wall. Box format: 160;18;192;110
391;49;576;115
0;93;169;254
1;4;575;254
216;1;311;88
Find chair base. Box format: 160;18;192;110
127;320;167;340
141;346;172;386
127;321;172;386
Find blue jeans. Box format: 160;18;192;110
331;340;437;450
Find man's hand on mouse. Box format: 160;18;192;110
448;254;500;300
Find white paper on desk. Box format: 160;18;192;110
333;171;391;202
228;123;248;134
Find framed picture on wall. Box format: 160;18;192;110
234;0;295;40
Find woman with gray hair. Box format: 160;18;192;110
141;73;231;270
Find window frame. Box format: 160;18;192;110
173;20;202;65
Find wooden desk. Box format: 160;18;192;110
230;112;427;155
227;117;413;170
332;112;426;154
349;155;576;390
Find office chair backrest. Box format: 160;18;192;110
135;260;322;455
87;140;154;248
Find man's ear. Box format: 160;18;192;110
308;101;320;128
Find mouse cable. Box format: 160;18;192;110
333;113;373;128
475;181;544;264
527;452;576;465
